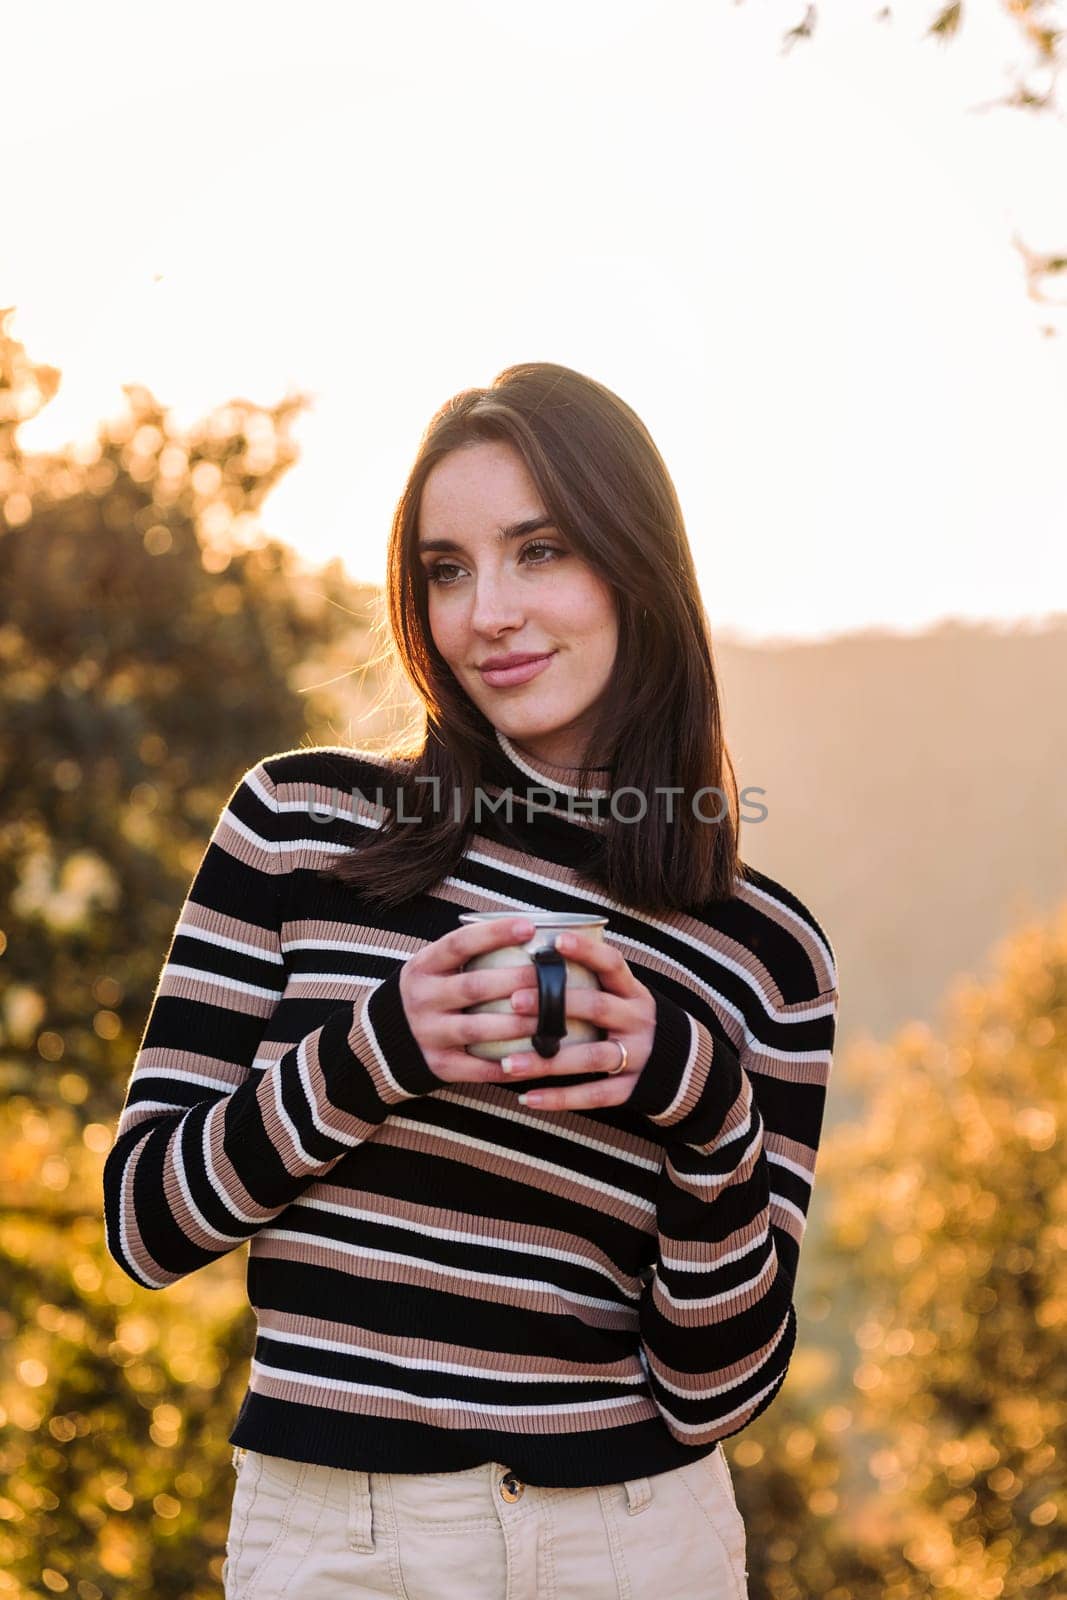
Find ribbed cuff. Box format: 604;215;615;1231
361;966;443;1098
627;987;745;1143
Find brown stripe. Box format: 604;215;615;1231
124;1141;180;1286
247;1364;660;1435
201;1094;294;1222
213;812;279;874
177;900;282;956
368;1119;656;1232
732;878;836;993
765;1129;818;1180
255;1305;646;1379
249;1233;639;1329
644;1306;790;1387
302;1182;649;1296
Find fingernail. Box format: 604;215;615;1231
512;919;534;936
516;1092;543;1106
557;934;573;950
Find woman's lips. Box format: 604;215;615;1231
478;652;555;688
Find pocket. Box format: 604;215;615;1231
688;1450;748;1596
703;1445;739;1507
591;1463;749;1600
224;1451;327;1599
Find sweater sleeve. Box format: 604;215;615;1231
102;760;440;1292
625;978;839;1448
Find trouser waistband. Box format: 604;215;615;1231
230;1445;653;1552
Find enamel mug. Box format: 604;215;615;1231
458;911;609;1061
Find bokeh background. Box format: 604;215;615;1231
2;3;1065;1597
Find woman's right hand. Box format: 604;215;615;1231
398;917;543;1083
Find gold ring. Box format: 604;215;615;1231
605;1039;628;1075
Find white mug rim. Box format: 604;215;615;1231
458;912;608;928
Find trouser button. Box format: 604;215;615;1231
499;1470;524;1502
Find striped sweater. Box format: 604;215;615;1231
102;730;839;1487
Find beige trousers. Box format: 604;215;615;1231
222;1443;749;1599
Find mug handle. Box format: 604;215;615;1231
531;947;567;1058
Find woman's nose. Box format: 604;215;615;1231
470;575;525;633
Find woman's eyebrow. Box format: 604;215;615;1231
417;515;556;556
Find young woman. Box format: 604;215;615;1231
103;362;839;1600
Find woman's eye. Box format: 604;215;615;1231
425;541;564;587
426;561;462;586
522;540;561;566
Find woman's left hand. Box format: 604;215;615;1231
500;932;655;1110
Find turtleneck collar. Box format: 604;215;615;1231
493;726;613;801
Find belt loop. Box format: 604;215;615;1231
347;1469;375;1552
623;1475;652;1514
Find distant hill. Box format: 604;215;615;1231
713;614;1067;1063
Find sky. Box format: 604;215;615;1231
5;0;1066;643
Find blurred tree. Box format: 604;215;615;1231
813;903;1067;1598
0;309;395;1125
0;313;404;1597
0;1097;253;1599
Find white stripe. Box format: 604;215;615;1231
739;878;836;982
374;1117;658;1217
770;1193;808;1229
267;1036;321;1164
651;1247;775;1313
194;1107;271;1228
117;1154;170;1289
123;1065;239;1093
428;1088;661;1173
293;1032;365;1150
667;1113;763;1178
358;985;438;1101
767;1148;815;1186
242;765;282;824
654;1009;700;1122
160;965;281;1004
250;1359;646;1418
219;808;278;859
175;922;284;965
254;1229;632;1316
199;1098;282;1229
260;1324;644;1384
648;1310;791;1405
659;1229;771;1274
654;1367;787;1437
165;1109;248;1245
120;1099;197;1120
295;1194;642;1298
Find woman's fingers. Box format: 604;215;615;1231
554;932;644;995
418;916;535;975
516;1075;639;1111
501;1037;631;1080
444;1006;543;1050
509;982;617;1025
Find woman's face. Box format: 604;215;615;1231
417;441;618;769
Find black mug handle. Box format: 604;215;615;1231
531;947;567;1058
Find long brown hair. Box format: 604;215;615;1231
317;361;746;916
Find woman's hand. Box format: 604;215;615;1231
501;931;656;1110
399;917;561;1083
